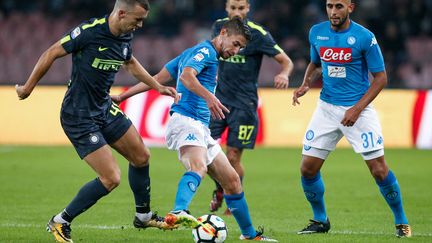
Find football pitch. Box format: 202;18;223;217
0;146;430;243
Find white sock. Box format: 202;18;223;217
53;212;70;224
136;211;153;222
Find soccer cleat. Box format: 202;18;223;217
297;218;331;234
395;224;412;238
46;217;73;243
164;210;200;228
133;212;178;230
209;189;224;212
239;227;278;242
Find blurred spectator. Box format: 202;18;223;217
1;0;431;88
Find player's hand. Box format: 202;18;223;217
111;95;122;104
341;106;361;127
15;84;31;100
292;85;310;106
158;86;180;104
274;74;289;89
206;95;229;120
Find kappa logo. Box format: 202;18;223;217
199;47;210;56
185;134;198;141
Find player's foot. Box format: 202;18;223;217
209;189;224;212
133;211;178;230
297;218;330;234
46;217;73;243
395;224;412;238
239;227;278;242
223;208;232;216
164;210;200;228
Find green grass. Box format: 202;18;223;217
0;146;431;242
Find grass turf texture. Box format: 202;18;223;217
0;146;430;242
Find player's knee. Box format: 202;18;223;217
100;172;121;191
131;147;151;167
184;157;208;176
300;164;319;178
370;163;388;181
226;148;241;164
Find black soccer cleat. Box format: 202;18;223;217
46;217;73;242
395;224;412;238
297;218;331;234
133;211;178;230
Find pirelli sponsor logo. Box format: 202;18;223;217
91;58;124;71
219;54;246;64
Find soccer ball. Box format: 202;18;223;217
192;214;228;243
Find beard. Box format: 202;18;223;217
330;15;348;28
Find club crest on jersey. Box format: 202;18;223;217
320;47;352;63
347;36;356;45
71;27;81;39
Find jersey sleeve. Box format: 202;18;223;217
165;56;181;81
256;31;283;57
184;47;212;74
362;33;385;73
60;24;93;53
309;26;321;64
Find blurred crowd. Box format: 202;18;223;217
1;0;431;88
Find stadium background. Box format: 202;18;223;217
1;0;431;148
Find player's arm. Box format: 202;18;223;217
273;52;294;89
123;56;177;100
112;67;173;104
292;62;322;106
15;41;68;100
180;67;229;120
341;71;387;127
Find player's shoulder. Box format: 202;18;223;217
310;21;329;34
245;19;269;36
350;21;374;37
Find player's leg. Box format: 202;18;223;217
344;104;411;237
298;101;341;234
208;111;229;212
208;152;277;241
363;153;411;237
297;150;331;234
164;145;207;228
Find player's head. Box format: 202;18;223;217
326;0;354;30
225;0;250;20
216;17;251;59
112;0;150;34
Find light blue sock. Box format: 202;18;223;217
376;170;408;224
173;171;201;211
224;192;256;238
301;172;327;222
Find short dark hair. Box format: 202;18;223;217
115;0;150;11
221;16;251;41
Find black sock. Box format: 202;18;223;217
128;164;151;213
65;178;110;222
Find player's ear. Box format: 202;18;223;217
118;9;127;19
220;28;228;37
348;2;355;13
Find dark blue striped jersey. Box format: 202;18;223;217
60;16;133;117
212;18;283;109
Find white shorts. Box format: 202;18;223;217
303;100;384;155
165;113;221;166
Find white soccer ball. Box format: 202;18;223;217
192;214;228;243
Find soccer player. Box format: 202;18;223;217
15;0;178;242
292;0;412;238
114;17;277;242
208;0;294;215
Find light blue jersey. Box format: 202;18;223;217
165;40;219;126
309;21;385;106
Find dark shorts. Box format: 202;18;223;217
210;105;258;149
61;103;132;159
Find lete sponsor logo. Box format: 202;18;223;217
320;47;352;63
